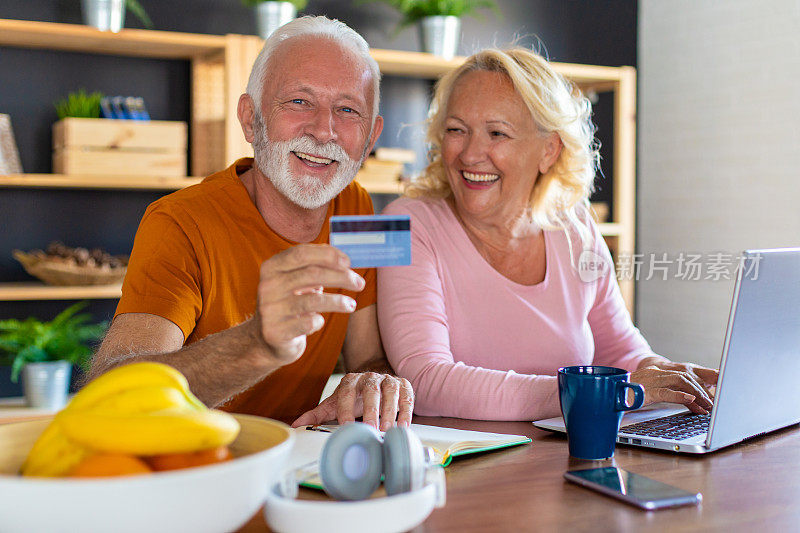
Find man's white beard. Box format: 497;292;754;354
252;112;365;210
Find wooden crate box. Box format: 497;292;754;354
52;118;187;177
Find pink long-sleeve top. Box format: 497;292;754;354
377;197;654;421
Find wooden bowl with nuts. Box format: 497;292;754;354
13;242;128;286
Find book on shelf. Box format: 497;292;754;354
357;157;405;186
287;423;532;490
375;147;416;164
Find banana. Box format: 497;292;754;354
67;362;206;412
83;385;197;415
57;408;241;455
22;386;190;477
21;423;92;477
23;363;226;475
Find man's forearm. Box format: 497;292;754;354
90;318;283;407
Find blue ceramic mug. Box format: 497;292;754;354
558;366;645;460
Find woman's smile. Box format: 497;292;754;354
461;170;500;188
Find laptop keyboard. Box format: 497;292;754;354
621;413;711;441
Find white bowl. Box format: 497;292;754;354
0;413;293;533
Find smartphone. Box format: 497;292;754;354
564;467;701;510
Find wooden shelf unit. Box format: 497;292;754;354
0;18;637;311
0;174;204;191
0;283;122;301
0;18;226;59
0;172;402;194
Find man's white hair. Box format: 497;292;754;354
246;15;381;121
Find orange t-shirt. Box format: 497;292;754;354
115;158;377;422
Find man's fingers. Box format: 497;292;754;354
291;398;338;428
379;378;400;431
285;266;365;295
280;292;356;316
264;244;351;274
261;313;324;347
396;378;414;428
297;373;413;431
334;373;360;425
358;373;383;430
260;265;364;297
258;294;356;351
254;244;367;363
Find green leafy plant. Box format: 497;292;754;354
126;0;153;29
0;302;108;383
241;0;309;10
365;0;500;28
54;89;104;120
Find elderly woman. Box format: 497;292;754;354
377;47;717;421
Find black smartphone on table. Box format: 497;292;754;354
564;467;702;510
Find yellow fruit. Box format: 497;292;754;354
21;422;92;477
68;362;206;412
23;363;221;476
84;385;196;415
57;408;240;455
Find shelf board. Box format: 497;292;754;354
0;174;203;191
0;282;122;301
370;49;464;78
0;19;627;85
598;223;622;237
0;173;402;194
0;18;225;59
356;180;404;195
370;49;623;84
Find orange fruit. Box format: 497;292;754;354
145;446;232;472
70;453;153;478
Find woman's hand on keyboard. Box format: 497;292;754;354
631;357;719;414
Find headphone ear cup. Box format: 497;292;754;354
383;426;425;496
319;423;384;501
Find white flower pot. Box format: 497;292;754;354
82;0;126;33
419;16;461;59
255;2;298;40
22;361;71;410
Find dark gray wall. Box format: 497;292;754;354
0;0;636;395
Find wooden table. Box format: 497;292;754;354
0;397;55;425
241;416;800;532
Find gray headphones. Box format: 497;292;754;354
264;423;446;533
320;422;428;500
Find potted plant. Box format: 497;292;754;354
54;89;104;120
242;0;308;39
367;0;499;59
82;0;153;33
0;302;107;409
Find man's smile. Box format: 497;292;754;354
293;151;335;166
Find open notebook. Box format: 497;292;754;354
288;424;531;489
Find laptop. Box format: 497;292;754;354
534;248;800;454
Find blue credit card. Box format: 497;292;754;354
329;215;411;268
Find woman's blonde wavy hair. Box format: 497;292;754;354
405;46;599;249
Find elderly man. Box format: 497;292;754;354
89;16;413;431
